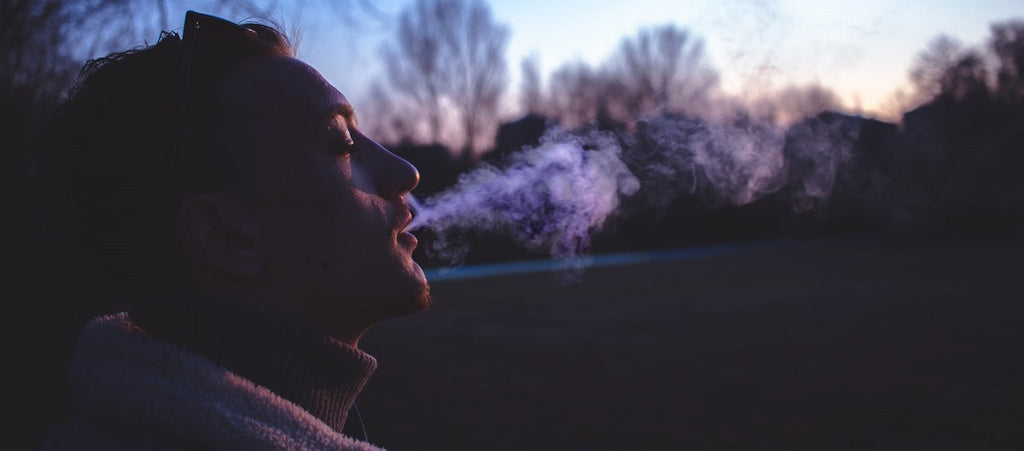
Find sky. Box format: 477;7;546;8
158;0;1024;120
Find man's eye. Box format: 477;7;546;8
334;132;356;158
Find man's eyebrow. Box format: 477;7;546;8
323;103;357;127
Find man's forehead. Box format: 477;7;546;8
231;56;349;115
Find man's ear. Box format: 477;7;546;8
177;195;263;278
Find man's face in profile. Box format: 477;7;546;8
220;56;429;336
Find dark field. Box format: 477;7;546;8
357;237;1023;450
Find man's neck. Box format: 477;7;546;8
128;294;377;432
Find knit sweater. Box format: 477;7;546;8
45;299;385;450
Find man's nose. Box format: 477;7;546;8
362;136;420;199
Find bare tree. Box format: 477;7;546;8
941;50;990;101
1;0;81;118
989;19;1024;99
545;61;606;128
535;24;718;128
450;0;508;154
381;0;445;144
908;35;966;102
359;80;416;145
608;24;719;119
380;0;509;155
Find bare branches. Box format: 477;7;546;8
909;34;966;102
546;62;605;128
380;0;509;156
534;24;720;128
989;19;1024;99
906;24;1024;106
610;24;719;118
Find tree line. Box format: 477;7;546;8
365;0;843;157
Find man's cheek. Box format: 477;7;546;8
348;162;377;194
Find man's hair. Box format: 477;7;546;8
45;20;293;303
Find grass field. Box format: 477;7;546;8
356;237;1023;450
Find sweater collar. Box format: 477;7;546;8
128;295;377;433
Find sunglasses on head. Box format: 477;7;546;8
180;10;258;114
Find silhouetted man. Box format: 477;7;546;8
43;11;427;450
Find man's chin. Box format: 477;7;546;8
409;288;432;314
355;260;430;320
405;268;432;314
389;266;432;316
409;259;430;303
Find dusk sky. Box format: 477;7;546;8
155;0;1023;120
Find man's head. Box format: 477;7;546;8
47;12;429;343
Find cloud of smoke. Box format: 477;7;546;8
407;114;859;266
781;115;859;212
625;115;788;210
408;128;640;264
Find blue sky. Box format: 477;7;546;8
156;0;1024;119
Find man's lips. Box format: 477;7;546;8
398;230;418;249
394;207;414;234
393;207;418;249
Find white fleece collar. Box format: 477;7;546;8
70;313;385;450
